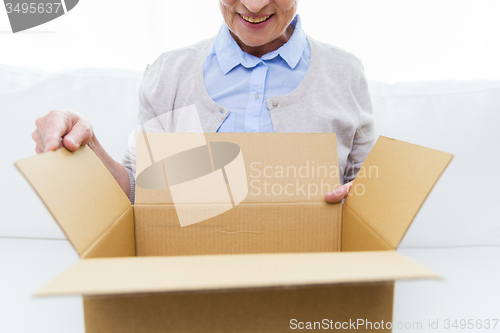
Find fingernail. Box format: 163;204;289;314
68;137;79;147
332;187;344;195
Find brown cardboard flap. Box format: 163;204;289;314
36;251;437;297
135;133;340;205
344;136;453;249
342;205;392;252
82;206;136;259
15;146;132;256
83;284;395;333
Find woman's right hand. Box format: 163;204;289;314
31;109;131;198
32;110;94;154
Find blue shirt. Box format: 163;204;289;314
204;15;311;133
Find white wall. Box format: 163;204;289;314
0;0;499;82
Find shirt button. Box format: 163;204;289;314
254;93;259;100
272;101;279;107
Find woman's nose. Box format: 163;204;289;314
241;0;271;13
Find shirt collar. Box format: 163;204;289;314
212;14;308;74
261;15;307;69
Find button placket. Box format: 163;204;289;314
245;62;268;132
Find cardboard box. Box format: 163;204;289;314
15;133;452;332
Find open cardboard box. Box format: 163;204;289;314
16;133;452;332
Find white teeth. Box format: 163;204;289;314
240;14;271;24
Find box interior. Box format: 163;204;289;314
15;133;452;300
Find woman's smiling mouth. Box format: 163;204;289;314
238;13;273;24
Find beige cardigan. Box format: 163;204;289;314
124;36;375;202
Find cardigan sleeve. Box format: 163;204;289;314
121;59;163;204
344;61;376;183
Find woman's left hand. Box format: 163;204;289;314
324;180;353;203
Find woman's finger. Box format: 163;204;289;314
62;116;93;151
324;181;354;203
43;111;70;152
31;129;45;152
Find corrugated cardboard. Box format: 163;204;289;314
134;133;342;255
15;147;132;257
343;137;453;251
15;134;452;332
36;251;436;296
82;283;396;333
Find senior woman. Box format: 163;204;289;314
32;0;375;204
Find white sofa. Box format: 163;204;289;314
1;64;499;332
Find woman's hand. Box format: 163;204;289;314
31;109;131;198
324;180;354;203
32;110;93;154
